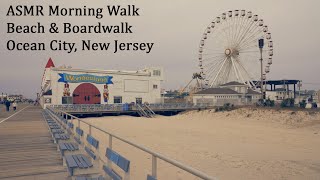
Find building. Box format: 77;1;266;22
8;95;24;102
266;88;294;101
193;81;261;106
0;94;8;102
314;90;320;103
40;58;164;108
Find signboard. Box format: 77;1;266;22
58;73;113;84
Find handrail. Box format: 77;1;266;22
145;104;156;116
136;104;150;117
47;107;216;180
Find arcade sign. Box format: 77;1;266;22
58;73;113;84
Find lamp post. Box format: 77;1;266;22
258;39;265;99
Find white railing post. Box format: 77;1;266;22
107;134;113;168
77;119;80;138
109;135;113;150
152;155;157;178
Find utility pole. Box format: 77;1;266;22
258;39;265;99
298;80;302;102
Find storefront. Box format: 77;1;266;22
40;58;164;108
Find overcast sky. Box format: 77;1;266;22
0;0;319;98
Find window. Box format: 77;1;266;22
136;98;142;104
62;97;72;104
153;84;158;89
114;96;122;104
153;70;161;76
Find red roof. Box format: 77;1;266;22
45;58;55;68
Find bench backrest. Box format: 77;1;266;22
147;175;157;180
86;135;99;149
62;118;68;124
74;137;81;144
67;128;73;135
68;122;74;129
85;146;96;160
105;148;130;173
76;127;84;136
103;166;122;180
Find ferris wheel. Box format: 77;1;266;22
198;10;273;89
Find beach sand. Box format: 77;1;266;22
79;108;320;180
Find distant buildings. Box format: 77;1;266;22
0;94;23;102
312;90;320;103
8;95;24;102
0;94;7;102
193;82;261;106
266;88;294;101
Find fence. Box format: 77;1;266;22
50;103;211;113
47;107;216;180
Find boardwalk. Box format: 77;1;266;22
0;106;67;180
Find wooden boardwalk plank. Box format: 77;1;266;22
0;106;67;179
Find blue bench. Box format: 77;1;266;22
48;122;58;126
103;148;130;180
61;118;68;124
86;135;99;149
75;176;104;180
67;128;73;136
52;129;65;134
49;125;61;130
68;122;74;129
65;154;93;176
85;147;96;160
65;135;101;178
76;127;84;137
42;111;52;119
46;119;55;123
47;122;58;126
74;137;82;144
54;133;70;143
59;142;79;156
84;135;100;160
43;114;50;118
67;123;74;135
42;114;51;119
147;175;157;180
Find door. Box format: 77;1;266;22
136;98;142;104
73;83;101;104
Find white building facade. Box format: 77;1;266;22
40;59;164;108
193;82;261;106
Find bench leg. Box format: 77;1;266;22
63;157;66;167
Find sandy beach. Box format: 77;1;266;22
79;108;320;180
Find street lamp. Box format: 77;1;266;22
258;38;265;99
